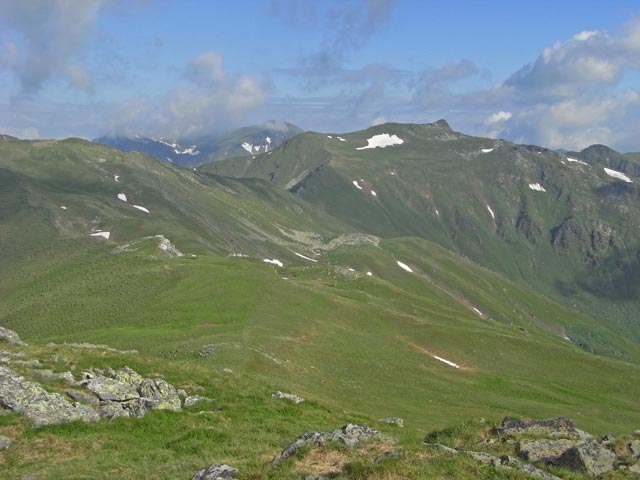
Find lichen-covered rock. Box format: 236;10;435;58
31;369;75;385
137;378;181;411
496;417;592;440
86;377;140;402
629;439;640;457
272;424;395;465
518;439;578;463
190;463;238;480
113;366;144;387
0;366;99;428
66;389;100;406
0;435;12;450
272;391;305;404
0;327;26;346
379;417;403;427
99;401;130;420
465;451;561;480
557;442;616;477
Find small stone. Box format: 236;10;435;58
184;395;212;408
423;443;458;454
190;463;238;480
0;435;12;450
378;417;403;427
272;391;305;404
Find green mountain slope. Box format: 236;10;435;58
2;134;640;479
204;121;640;346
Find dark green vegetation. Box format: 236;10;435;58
1;124;640;479
95;121;302;167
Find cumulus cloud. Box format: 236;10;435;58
0;0;109;97
110;52;267;138
486;111;512;124
503;17;640;99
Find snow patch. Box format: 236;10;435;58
241;142;253;153
174;145;199;155
352;180;363;190
528;183;546;192
327;135;333;139
486;205;495;220
435;208;440;216
294;252;317;263
433;355;460;369
566;157;588;166
132;205;150;213
348;268;356;272
472;307;483;316
266;136;271;144
481;148;494;153
114;175;120;182
60;206;67;210
117;193;128;202
366;271;373;276
396;260;413;272
356;133;404;150
90;231;110;239
263;258;284;267
371;190;377;197
337;136;346;142
604;167;632;183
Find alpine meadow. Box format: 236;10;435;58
1;1;640;479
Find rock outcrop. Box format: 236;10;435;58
272;424;395;465
190;463;238;480
0;366;99;428
496;417;592;440
0;327;26;346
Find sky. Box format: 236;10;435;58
1;0;640;151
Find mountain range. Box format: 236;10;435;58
1;122;639;479
94;121;302;167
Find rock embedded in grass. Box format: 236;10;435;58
190;463;238;480
271;391;305;404
0;327;26;347
272;424;395;465
0;435;12;450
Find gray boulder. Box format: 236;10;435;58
138;378;181;411
518;439;578;463
630;439;640;457
465;451;561;480
496;417;592;440
0;435;11;450
86;377;140;402
272;424;394;465
190;463;238;480
0;366;99;428
556;442;616;477
272;391;305;404
0;327;26;346
66;389;100;407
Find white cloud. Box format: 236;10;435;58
486;111;512;124
110;51;267;138
0;0;108;97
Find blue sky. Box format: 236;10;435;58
1;0;639;151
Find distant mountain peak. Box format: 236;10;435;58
432;119;452;131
